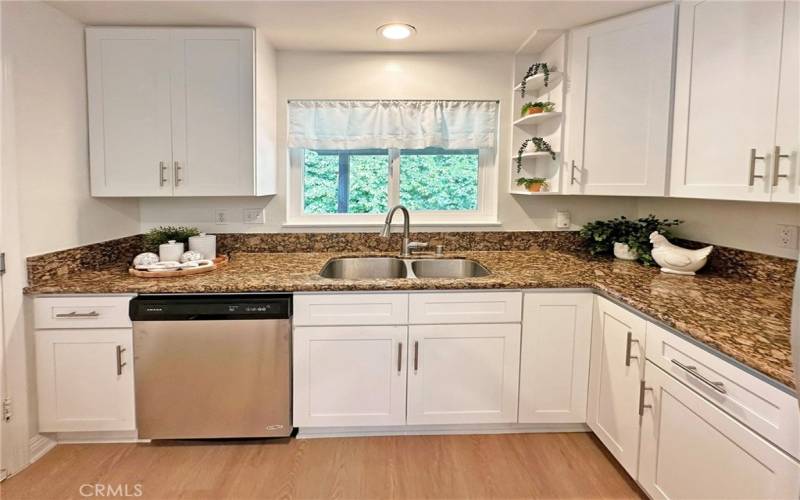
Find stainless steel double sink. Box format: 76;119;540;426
319;257;490;280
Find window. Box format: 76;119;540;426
286;100;498;226
303;149;390;214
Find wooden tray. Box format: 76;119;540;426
129;255;228;278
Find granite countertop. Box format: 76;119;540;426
25;250;794;390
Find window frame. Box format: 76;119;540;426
286;147;499;227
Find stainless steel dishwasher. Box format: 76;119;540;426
129;294;292;439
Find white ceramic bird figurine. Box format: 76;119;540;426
649;231;713;275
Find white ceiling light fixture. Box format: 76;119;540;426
378;23;417;40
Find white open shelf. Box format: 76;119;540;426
513;71;562;94
516;151;558;160
513;111;562;128
509;189;561;196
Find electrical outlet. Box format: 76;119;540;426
214;208;232;225
776;224;799;249
243;208;265;224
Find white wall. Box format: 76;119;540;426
139;50;639;233
3;1;139;258
638;197;800;259
1;1;142;472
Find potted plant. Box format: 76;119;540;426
520;102;542;115
519;62;551;98
579;215;682;265
516;177;549;193
516;137;556;173
144;225;201;252
541;101;556;112
520;101;555;117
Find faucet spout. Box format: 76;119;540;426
380;205;412;257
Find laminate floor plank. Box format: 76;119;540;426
0;432;645;500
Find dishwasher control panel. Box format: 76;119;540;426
130;294;292;321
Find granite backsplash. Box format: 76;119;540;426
26;231;797;288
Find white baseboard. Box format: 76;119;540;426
29;434;57;463
297;422;590;439
46;430;142;444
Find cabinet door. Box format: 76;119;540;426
565;3;675;196
35;330;135;432
170;28;255;196
772;1;799;203
293;326;407;427
587;297;646;478
407;324;520;425
639;362;800;500
518;293;592;423
670;1;784;201
86;28;173;197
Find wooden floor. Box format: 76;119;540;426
1;432;644;500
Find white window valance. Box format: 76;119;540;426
287;100;499;150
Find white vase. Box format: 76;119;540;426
613;242;638;261
158;240;184;263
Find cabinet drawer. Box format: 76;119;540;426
645;322;800;460
409;291;522;324
34;295;134;329
293;293;408;326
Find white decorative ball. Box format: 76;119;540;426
133;252;159;266
180;250;205;263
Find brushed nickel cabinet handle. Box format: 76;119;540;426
638;380;653;416
159;161;168;187
570;160;578;185
671;359;726;394
772;145;790;187
413;341;419;372
55;311;99;318
625;331;639;366
397;342;403;373
749;148;765;186
116;345;127;376
174;161;182;186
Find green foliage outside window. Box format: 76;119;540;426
400;150;478;211
302;149;479;214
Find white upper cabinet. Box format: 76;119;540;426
564;3;675;196
670;1;796;202
772;0;799;203
169;29;255;196
87;27;274;197
86;29;174;197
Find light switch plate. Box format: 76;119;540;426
243;208;265;224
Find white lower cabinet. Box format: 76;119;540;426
587;296;646;478
639;362;800;499
292;326;407;427
518;292;592;423
36;329;135;432
407;323;521;425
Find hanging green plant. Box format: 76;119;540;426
519;62;550;98
516;137;556;173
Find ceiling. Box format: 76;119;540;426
48;0;662;53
